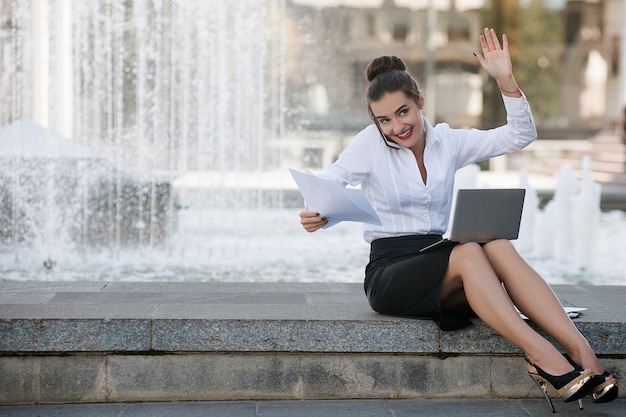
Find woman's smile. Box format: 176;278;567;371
396;127;414;140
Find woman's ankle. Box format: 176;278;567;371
565;349;603;375
527;349;575;376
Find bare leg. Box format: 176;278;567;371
481;240;603;374
441;242;576;375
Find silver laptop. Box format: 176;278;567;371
419;188;526;253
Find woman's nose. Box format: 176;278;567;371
390;118;403;135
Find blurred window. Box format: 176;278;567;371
303;147;323;168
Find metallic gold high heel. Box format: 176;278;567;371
563;353;619;404
590;372;619;403
525;358;594;413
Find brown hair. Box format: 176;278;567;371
365;56;421;120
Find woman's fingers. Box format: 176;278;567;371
487;27;501;50
299;210;320;222
501;33;509;52
299;210;330;232
483;27;495;51
480;28;503;53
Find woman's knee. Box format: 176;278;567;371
452;241;485;260
447;242;487;274
482;239;517;256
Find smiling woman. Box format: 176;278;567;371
365;56;424;150
297;28;618;411
369;90;427;182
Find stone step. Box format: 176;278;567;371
0;282;624;405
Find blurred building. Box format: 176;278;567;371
285;0;485;131
285;0;625;131
562;0;624;131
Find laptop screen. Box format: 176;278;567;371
448;188;526;243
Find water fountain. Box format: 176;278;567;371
0;1;623;285
481;158;602;272
0;0;287;273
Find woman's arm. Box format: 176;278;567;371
449;28;536;168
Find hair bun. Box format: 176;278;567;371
365;56;407;82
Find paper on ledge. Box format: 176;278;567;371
289;168;382;229
517;306;587;320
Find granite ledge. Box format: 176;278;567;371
1;282;625;355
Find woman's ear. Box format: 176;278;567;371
418;95;425;110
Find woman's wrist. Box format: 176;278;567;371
497;77;522;97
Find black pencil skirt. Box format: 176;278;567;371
364;234;475;331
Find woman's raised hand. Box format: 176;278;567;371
299;210;329;233
474;27;520;95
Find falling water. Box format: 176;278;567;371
470;160;622;284
0;0;287;270
518;159;601;271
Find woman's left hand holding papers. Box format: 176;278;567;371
299;210;330;233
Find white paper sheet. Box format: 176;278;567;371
289;168;382;228
517;306;587;320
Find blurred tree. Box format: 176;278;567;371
482;0;522;128
518;0;563;126
482;0;563;129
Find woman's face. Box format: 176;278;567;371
370;90;425;150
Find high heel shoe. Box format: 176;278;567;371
563;353;619;404
525;358;594;413
590;372;619;403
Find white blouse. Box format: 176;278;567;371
318;93;537;243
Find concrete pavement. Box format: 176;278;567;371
1;399;626;417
